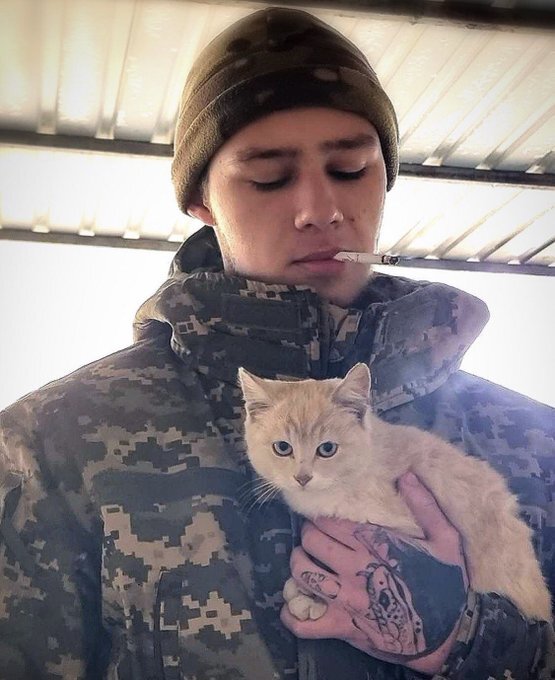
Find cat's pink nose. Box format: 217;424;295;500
294;473;312;487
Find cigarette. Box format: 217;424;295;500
333;251;400;265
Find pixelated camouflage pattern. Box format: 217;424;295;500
171;7;399;213
0;225;553;679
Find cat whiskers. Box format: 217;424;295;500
239;478;281;516
236;478;270;505
256;482;281;508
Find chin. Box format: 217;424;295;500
322;292;356;307
315;275;372;307
316;285;361;307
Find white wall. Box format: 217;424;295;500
0;240;553;410
0;240;172;409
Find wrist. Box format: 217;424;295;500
408;623;461;675
411;590;479;676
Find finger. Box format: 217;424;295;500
281;603;392;658
301;521;357;575
280;602;353;640
290;546;341;600
398;471;458;544
310;516;368;551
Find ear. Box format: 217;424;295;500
186;184;216;226
331;363;370;421
238;367;273;419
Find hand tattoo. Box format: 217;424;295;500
352;527;466;659
300;570;340;599
356;555;425;654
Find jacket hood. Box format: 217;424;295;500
134;226;489;412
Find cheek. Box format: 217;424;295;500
311;459;334;483
251;447;293;481
273;459;299;488
344;183;384;240
212;200;288;260
346;213;377;243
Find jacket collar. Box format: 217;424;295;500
134;226;489;413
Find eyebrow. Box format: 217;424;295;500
234;133;378;163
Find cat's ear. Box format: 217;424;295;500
331;363;370;420
238;367;272;419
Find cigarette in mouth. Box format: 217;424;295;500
333;251;400;265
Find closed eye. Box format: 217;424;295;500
330;168;367;181
251;177;289;192
251;168;367;192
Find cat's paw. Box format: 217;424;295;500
288;593;328;621
283;576;327;620
283;577;302;603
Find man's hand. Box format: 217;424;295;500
281;471;469;675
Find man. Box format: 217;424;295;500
0;7;553;679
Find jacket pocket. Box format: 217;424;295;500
153;555;281;679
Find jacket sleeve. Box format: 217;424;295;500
434;590;555;680
0;402;105;680
427;374;555;680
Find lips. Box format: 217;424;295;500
292;249;346;276
295;249;340;263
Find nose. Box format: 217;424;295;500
294;473;313;487
294;171;344;231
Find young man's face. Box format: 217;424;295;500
188;107;387;306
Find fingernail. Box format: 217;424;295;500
401;471;418;486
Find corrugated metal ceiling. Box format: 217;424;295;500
0;0;553;274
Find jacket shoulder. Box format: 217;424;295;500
2;336;182;423
0;336;189;488
449;370;553;419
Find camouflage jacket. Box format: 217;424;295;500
1;226;554;680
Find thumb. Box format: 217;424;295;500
398;471;455;543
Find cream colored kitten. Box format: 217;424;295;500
238;363;552;623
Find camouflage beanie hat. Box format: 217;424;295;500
172;6;399;214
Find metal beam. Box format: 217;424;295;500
0;130;173;158
2;129;554;189
1;228;553;275
202;0;555;30
387;257;554;277
0;228;179;252
398;163;555;189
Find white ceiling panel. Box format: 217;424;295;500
485;205;555;263
0;145;195;241
443;188;553;259
449;37;555;170
527;239;555;266
0;0;39;129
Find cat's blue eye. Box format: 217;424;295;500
316;441;338;458
272;440;293;457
